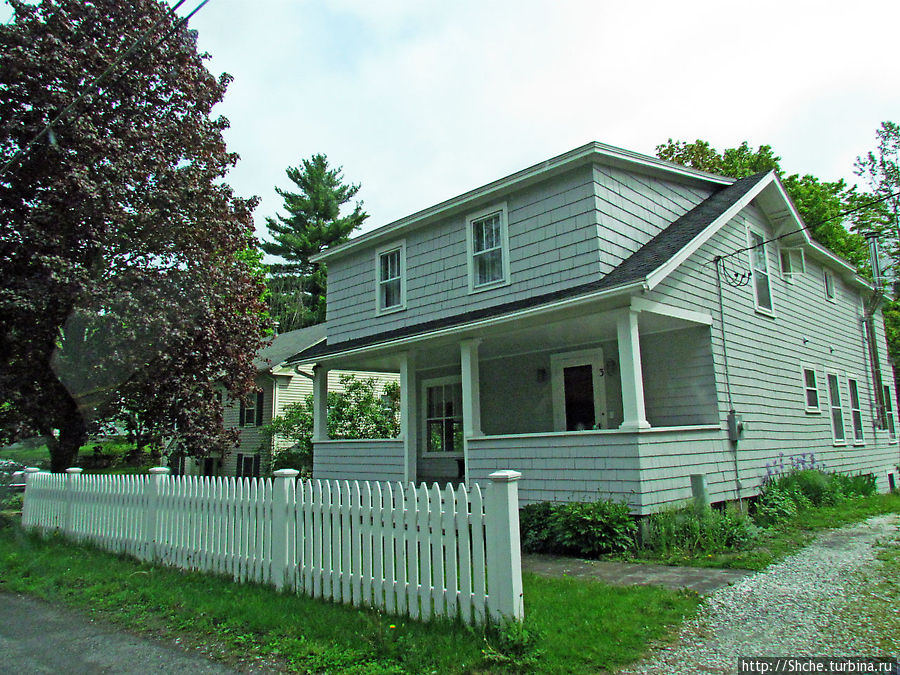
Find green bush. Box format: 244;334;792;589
643;504;757;556
548;500;637;557
520;502;554;554
519;498;637;557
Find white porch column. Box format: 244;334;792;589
312;364;329;441
460;339;483;438
460;338;482;485
616;309;651;430
399;351;417;483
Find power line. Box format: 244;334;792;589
0;0;211;179
714;189;900;263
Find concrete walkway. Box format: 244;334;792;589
0;593;245;674
522;553;752;594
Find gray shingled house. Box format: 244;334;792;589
287;142;899;514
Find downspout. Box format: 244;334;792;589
715;257;744;510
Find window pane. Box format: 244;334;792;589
427;420;444;453
755;272;772;309
806;387;818;410
473;221;485;252
852;411;864;441
805;369;816;389
382;279;400;308
475;249;502;285
832;408;845;440
849;380;860;409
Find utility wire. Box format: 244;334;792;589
0;0;211;179
714;189;900;263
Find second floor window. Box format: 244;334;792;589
377;244;405;313
748;229;773;314
467;203;509;292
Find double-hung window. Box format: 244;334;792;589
801;366;820;413
826;372;845;445
848;377;864;444
376;242;405;314
884;385;897;442
466;203;509;292
748;228;773;313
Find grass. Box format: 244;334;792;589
629;493;900;571
0;437;155;473
838;534;900;653
0;441;51;467
0;518;699;674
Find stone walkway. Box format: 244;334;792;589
522;553;752;595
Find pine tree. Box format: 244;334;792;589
261;155;368;328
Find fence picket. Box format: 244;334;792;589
429;483;445;617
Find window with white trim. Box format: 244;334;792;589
423;378;463;454
466;204;509;292
780;248;805;281
376;242;405;314
824;269;836;301
748;229;773;313
801;366;820;413
848;377;864;444
884;384;896;442
827;372;845;444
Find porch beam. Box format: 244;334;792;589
312;365;329;441
630;297;713;326
616;309;651;431
399;351;417;483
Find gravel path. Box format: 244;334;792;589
619;514;900;674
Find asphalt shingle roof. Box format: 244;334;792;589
289;172;770;363
254;323;327;371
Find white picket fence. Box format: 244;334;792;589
20;467;523;624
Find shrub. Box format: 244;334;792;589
643;503;756;555
520;502;554;554
548;499;637;557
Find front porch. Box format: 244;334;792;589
309;297;731;512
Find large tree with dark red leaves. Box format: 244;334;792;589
0;0;269;471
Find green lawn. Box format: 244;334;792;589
0;519;699;674
0;437;154;473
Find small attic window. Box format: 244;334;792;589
780;248;805;281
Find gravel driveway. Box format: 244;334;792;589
619;514;900;674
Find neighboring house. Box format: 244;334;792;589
287;141;900;514
174;325;397;477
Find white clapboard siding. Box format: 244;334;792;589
20;468;523;625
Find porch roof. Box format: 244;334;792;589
288;172;770;365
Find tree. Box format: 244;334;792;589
261;154;368;329
0;0;269;471
656;139;869;267
264;375;400;471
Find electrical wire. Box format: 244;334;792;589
0;0;211;179
713;189;900;263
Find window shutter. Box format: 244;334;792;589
252;454;261;477
256;391;264;426
236;453;244;477
239;403;245;427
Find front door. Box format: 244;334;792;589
551;349;607;431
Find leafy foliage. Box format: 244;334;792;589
656;138;869;265
520;498;637;557
0;0;269;470
643;504;757;557
264;375;400;470
261;154;368;329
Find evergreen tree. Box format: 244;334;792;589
261;155;368;328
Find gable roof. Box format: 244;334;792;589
254;324;327;372
289;172;772;364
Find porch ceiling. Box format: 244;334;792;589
321;299;707;372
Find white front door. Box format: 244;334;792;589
551;349;607;431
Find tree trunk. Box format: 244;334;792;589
49;408;87;473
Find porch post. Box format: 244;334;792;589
616;309;651;430
399;351;417;483
460;338;482;485
312;364;329;441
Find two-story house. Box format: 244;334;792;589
287;142;899;514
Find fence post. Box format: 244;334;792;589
20;467;41;528
143;467;170;562
64;467;82;538
485;470;524;623
272;468;299;591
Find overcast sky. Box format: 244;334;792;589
6;0;900;242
